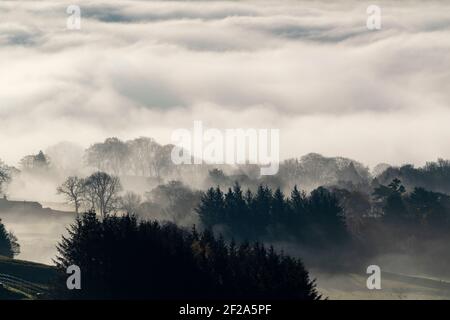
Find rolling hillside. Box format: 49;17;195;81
0;255;56;299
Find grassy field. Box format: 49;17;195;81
2;253;450;300
0;255;56;299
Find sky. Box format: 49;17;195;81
1;0;450;168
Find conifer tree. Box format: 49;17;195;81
0;219;20;258
53;212;320;300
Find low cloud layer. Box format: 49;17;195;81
1;0;450;167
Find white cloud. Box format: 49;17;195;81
0;0;450;167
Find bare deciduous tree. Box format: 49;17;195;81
84;172;122;218
127;137;159;177
85;138;129;175
57;176;86;214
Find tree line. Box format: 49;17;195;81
196;179;450;256
197;183;348;247
53;212;320;300
56;170;450;254
371;178;450;236
377;159;450;195
3;137;450;200
57;174;202;226
85;137;174;179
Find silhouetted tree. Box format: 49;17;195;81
306;187;348;246
57;176;86;214
224;183;249;235
196;186;224;229
0;219;20;258
197;184;349;247
84;172;122;218
377;159;450;194
333;188;371;239
289;186;308;235
373;178;409;225
406;187;449;232
251;185;272;237
53;212;320;300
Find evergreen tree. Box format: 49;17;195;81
0;219;20;258
54;212;320;300
407;187;449;231
268;188;289;238
224;183;249;236
307;187;348;246
374;178;409;225
196;187;224;228
197;184;350;247
251;185;272;237
289;185;308;239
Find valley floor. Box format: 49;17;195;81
313;270;450;299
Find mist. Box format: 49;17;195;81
0;210;72;264
2;0;450;300
1;0;450;167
